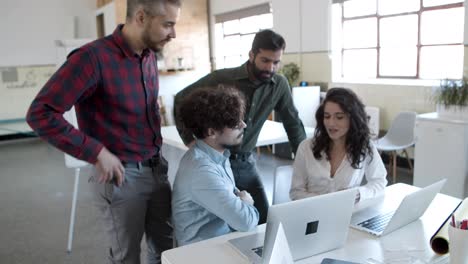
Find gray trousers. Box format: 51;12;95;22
230;154;269;225
90;155;173;264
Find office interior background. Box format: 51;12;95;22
0;0;467;263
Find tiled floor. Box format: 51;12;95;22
0;138;412;263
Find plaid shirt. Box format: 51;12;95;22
26;25;162;164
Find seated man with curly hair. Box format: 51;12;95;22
172;86;259;246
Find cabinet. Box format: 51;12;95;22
95;0;126;37
413;112;468;199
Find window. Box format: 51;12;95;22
214;4;273;69
332;0;464;80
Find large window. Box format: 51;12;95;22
332;0;464;80
214;5;273;70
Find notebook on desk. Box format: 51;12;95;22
227;189;357;263
350;179;446;237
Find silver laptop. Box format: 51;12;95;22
228;222;294;264
350;179;446;237
264;222;294;264
228;188;357;263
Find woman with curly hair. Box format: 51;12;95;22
290;88;387;202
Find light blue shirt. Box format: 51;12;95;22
172;140;259;246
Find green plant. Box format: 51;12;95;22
279;62;300;86
433;78;468;107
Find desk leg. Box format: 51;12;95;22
67;168;80;253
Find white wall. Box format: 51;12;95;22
209;0;269;16
272;0;301;53
0;0;96;121
0;0;96;67
272;0;330;53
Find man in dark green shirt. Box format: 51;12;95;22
174;29;306;224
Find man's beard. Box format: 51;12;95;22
142;27;170;53
251;62;275;82
143;35;162;53
221;132;244;149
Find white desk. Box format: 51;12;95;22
162;183;460;264
0;119;34;136
161;120;315;151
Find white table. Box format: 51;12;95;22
161;183;460;264
0;119;34;136
161;120;315;151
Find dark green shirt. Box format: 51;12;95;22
174;62;306;154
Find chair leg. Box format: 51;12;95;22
386;151;393;182
403;149;413;173
387;152;392;173
67;168;80;253
392;151;397;184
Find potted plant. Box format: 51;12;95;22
279;62;300;87
433;78;468;120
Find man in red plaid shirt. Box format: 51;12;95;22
26;0;181;263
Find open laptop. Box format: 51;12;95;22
350;179;446;237
264;222;294;264
228;188;357;263
228;222;294;264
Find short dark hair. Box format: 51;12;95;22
312;87;373;169
179;86;246;139
251;29;286;55
126;0;181;19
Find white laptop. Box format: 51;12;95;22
228;188;357;262
228;222;294;264
264;222;294;264
350;179;446;237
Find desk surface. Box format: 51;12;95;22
162;183;459;264
161;120;315;151
0;119;34;136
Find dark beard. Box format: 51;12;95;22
142;26;169;53
250;62;274;82
221;133;244;149
221;142;242;149
155;50;164;59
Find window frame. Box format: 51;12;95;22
338;0;464;80
214;10;273;70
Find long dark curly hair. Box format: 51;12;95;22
312;87;372;169
179;85;246;139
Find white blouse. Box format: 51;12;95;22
290;138;387;202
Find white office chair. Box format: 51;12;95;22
272;165;294;205
63;107;89;253
374;111;417;184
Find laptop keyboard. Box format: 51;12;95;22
252;246;263;257
358;211;395;233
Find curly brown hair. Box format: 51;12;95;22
312;87;373;169
179;86;246;139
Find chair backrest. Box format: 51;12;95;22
63;107;89;169
273;165;294;205
384;111;417;147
